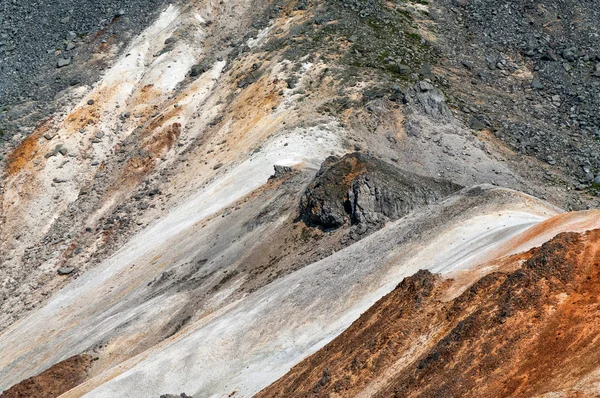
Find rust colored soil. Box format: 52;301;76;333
5;118;53;176
257;230;600;398
1;355;93;398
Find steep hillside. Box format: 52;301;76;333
1;0;600;397
258;229;600;397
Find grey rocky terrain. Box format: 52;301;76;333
432;0;600;194
0;0;168;136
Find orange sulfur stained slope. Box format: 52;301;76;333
4;118;54;177
257;229;600;398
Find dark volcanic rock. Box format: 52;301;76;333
270;164;294;179
160;394;192;398
299;153;462;230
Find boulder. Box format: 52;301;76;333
57;267;75;275
270;165;293;179
299;153;462;230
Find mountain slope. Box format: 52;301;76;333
1;0;600;397
258;228;600;398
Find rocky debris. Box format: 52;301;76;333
299;153;462;230
159;394;192;398
432;0;600;190
0;0;173;143
0;0;166;108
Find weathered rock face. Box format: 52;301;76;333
299;152;462;229
410;80;453;120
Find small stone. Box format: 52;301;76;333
59;147;68;156
546;156;556;165
562;49;577;62
418;64;434;79
87;99;95;106
53;177;67;183
213;163;224;170
531;76;543;90
396;64;412;76
541;50;558;62
57;58;71;68
594;176;600;185
469;115;487;131
57;267;75;275
66;31;77;41
43;132;56;141
45;145;62;158
66;42;76;51
190;64;206;77
418;81;434;92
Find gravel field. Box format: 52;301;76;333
0;0;169;125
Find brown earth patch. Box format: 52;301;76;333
0;354;93;398
5;118;53;177
144;122;182;158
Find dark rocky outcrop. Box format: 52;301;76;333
269;165;294;180
299;152;462;230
